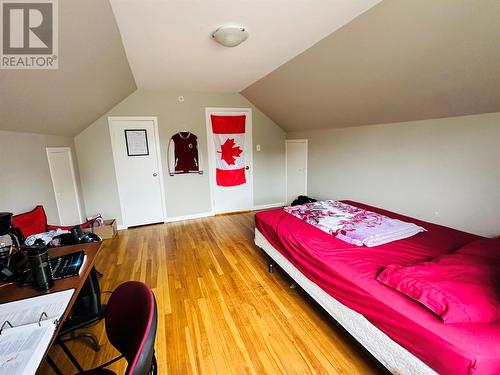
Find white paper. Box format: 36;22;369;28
0;289;75;375
126;130;148;155
0;289;74;328
0;321;55;375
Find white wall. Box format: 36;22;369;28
287;112;500;237
0;130;84;224
75;90;286;224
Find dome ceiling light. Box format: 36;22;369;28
211;25;248;47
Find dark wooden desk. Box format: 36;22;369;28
0;242;102;373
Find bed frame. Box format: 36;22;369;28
254;229;437;375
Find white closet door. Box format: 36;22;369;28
46;147;83;225
286;140;308;204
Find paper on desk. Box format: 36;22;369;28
0;320;55;375
0;288;74;327
0;289;75;375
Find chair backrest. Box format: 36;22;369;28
105;281;158;375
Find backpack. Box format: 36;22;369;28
291;195;317;206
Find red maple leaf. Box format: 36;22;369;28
218;138;242;165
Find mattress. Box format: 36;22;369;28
255;229;436;375
255;201;500;375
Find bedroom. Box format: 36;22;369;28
0;0;499;374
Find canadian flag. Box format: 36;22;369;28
211;114;246;187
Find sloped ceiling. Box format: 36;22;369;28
241;0;500;131
0;0;136;136
110;0;380;92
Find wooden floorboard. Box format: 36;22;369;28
38;212;380;374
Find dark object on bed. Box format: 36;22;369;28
291;195;317;206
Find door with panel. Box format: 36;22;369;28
46;147;83;225
109;117;166;227
286;139;308;204
206;108;253;214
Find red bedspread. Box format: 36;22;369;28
255;201;500;375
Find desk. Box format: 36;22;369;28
0;242;102;373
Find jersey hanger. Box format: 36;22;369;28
179;130;191;139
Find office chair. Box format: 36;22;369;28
82;281;157;375
47;281;158;375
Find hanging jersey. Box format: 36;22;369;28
171;132;199;173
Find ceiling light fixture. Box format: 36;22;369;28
211;25;248;47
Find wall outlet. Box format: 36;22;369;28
256;144;261;152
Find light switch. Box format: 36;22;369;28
256;144;261;152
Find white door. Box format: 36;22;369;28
109;117;166;227
206;108;253;214
46;147;83;225
286;139;308;204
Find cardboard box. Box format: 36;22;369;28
85;219;117;240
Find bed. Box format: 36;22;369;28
254;201;500;375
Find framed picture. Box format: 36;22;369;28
124;129;149;156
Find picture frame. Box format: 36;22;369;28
124;129;149;156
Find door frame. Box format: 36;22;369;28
285;139;308;203
46;147;84;225
108;116;167;227
205;107;254;214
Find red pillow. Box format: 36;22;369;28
377;241;500;324
12;205;48;238
455;237;500;259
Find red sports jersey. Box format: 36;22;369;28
171;132;199;173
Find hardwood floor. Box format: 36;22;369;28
38;212;380;374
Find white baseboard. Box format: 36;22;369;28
118;204;283;229
253;202;286;210
165;212;214;223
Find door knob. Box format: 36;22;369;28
153;173;158;177
245;166;250;170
